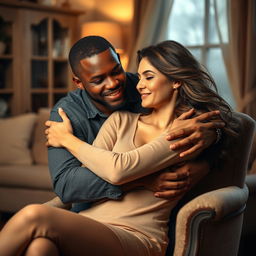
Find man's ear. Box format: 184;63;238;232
72;76;84;89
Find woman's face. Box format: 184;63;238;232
137;57;177;109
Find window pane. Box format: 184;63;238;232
167;0;205;45
208;0;219;44
206;48;236;108
188;48;202;62
210;0;228;43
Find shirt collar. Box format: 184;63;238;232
81;90;108;119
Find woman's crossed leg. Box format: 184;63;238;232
0;204;136;256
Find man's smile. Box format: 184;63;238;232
104;87;124;100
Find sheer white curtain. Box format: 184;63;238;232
214;0;256;119
127;0;174;72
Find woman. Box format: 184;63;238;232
0;40;236;256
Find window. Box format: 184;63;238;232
167;0;236;108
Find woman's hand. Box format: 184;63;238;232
167;109;225;157
45;108;73;147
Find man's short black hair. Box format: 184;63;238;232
69;36;116;77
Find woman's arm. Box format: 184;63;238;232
46;109;199;185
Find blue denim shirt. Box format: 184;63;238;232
48;72;145;205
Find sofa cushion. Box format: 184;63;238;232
0;165;53;190
0;113;37;165
32;108;50;165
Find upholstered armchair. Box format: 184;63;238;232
239;137;256;256
242;132;256;238
243;174;256;236
45;112;255;256
173;186;248;256
170;111;255;256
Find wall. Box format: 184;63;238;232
68;0;134;54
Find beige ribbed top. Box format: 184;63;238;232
78;111;185;254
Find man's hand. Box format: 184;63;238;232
132;160;210;200
121;169;188;199
155;160;210;199
167;109;225;157
148;168;189;200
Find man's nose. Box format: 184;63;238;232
106;76;118;89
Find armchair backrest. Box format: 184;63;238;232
168;112;256;256
188;111;255;197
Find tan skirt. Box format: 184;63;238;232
102;222;163;256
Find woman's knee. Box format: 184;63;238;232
18;204;52;226
24;237;59;256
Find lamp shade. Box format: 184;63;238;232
81;21;123;53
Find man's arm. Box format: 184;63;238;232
48;109;122;204
136;110;222;200
48;108;222;202
48;147;122;203
153;160;209;198
47;110;201;185
166;109;225;157
122;159;209;200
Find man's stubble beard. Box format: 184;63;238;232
88;92;128;112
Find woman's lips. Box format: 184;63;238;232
140;93;151;99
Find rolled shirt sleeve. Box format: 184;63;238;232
48;107;122;203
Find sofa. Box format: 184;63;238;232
0;108;55;213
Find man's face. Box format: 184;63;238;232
75;48;126;115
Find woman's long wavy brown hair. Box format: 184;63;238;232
137;40;238;164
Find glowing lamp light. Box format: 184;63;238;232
81;21;124;54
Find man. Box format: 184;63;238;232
46;36;222;213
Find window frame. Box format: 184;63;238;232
167;0;236;108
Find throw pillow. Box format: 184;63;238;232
0;113;37;165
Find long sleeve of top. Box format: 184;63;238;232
48;91;122;203
75;111;192;185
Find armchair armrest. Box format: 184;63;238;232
173;186;249;256
245;174;256;198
